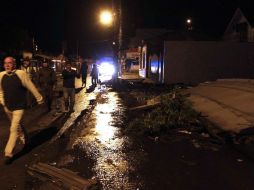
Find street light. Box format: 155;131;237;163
98;6;121;79
186;18;193;31
99;10;113;26
187;18;192;24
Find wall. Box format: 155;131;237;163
248;28;254;42
163;41;254;84
139;45;147;78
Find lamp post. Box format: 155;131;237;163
186;18;193;31
99;6;121;79
117;0;122;76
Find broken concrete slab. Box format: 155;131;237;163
185;80;254;133
129;102;160;111
28;162;97;190
129;96;161;111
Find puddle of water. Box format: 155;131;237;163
73;91;141;189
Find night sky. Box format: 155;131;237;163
0;0;253;57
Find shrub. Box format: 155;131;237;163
125;91;199;137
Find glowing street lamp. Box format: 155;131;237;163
186;18;193;31
99;10;113;26
98;5;122;78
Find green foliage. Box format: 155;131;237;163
125;91;200;137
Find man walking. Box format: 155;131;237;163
38;62;56;112
91;63;99;86
20;57;36;81
80;59;88;87
0;57;43;164
62;62;79;112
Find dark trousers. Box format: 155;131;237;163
82;74;87;86
41;86;53;111
63;88;75;110
92;77;98;86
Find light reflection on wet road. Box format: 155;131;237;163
73;90;140;190
28;79;254;190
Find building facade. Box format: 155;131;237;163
224;8;254;42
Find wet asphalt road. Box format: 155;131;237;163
1;83;254;190
33;85;254;190
35;87;144;189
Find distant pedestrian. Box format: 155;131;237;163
0;57;43;164
80;59;88;87
21;57;37;108
38;62;56;112
62;62;79;112
91;63;99;86
20;57;36;82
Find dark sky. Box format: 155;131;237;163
0;0;253;57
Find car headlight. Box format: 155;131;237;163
99;62;115;76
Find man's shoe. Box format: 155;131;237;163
4;156;13;165
19;131;29;146
19;134;26;145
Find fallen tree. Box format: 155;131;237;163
125;91;201;137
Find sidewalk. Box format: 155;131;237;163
184;80;254;159
185;80;254;134
119;71;155;84
0;76;97;189
0;103;64;164
0;91;65;134
120;71;141;80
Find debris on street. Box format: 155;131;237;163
28;162;97;190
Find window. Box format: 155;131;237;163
236;22;248;41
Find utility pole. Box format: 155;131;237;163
62;41;66;56
112;0;122;77
77;40;79;60
76;40;79;68
32;37;35;54
118;0;122;75
118;0;122;52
